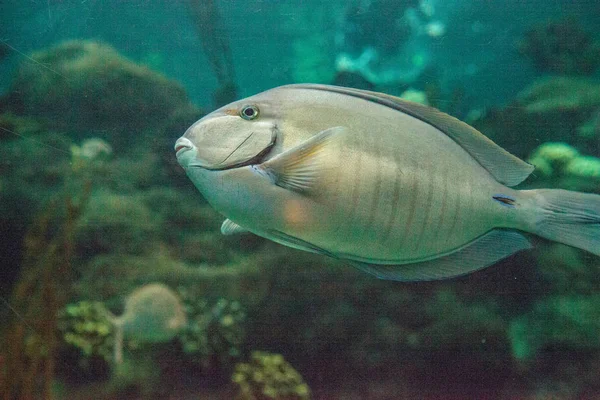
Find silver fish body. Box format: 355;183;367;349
175;84;600;281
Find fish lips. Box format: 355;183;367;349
176;119;277;170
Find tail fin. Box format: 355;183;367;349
530;189;600;256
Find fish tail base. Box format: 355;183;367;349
529;189;600;256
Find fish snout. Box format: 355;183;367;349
174;137;197;168
174;137;194;156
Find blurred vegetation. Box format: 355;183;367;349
518;18;600;75
177;288;247;376
0;165;91;399
232;351;311;400
0;13;600;396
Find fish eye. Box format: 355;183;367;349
240;105;259;120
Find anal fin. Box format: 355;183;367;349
348;230;531;281
221;219;248;235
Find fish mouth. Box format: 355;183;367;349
174;137;194;156
182;126;278;171
188;148;272;171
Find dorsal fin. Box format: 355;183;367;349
285;84;534;187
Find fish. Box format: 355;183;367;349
174;84;600;281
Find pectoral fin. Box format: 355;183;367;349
221;219;248;235
253;126;346;193
347;230;531;281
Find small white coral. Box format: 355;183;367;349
400;88;429;105
80;138;112;160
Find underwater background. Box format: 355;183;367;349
1;0;600;399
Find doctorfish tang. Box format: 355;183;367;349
175;84;600;281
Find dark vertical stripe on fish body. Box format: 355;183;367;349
327;136;342;248
399;161;419;251
463;174;474;235
366;132;382;235
382;161;402;243
348;133;362;226
414;161;435;253
433;164;448;246
328;134;343;206
446;169;462;245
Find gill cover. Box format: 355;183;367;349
183;116;277;170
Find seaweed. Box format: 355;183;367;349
0;174;91;399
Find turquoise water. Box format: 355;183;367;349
1;1;600;399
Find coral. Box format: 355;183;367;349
517;76;600;114
400;88;429;105
71;138;113;162
565;156;600;180
177;287;246;372
527;142;600;191
518;18;600;75
111;283;187;364
75;190;162;258
69;137;113;180
57;301;114;364
232;351;311;400
527;142;580;177
473;76;600;159
6;40;193;139
116;283;187;343
0;127;75;254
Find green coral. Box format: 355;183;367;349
528;142;580;177
57;301;114;364
527;142;600;189
517;76;600;114
7;40;193;137
232;351;311;400
565;156;600;179
177;287;246;371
